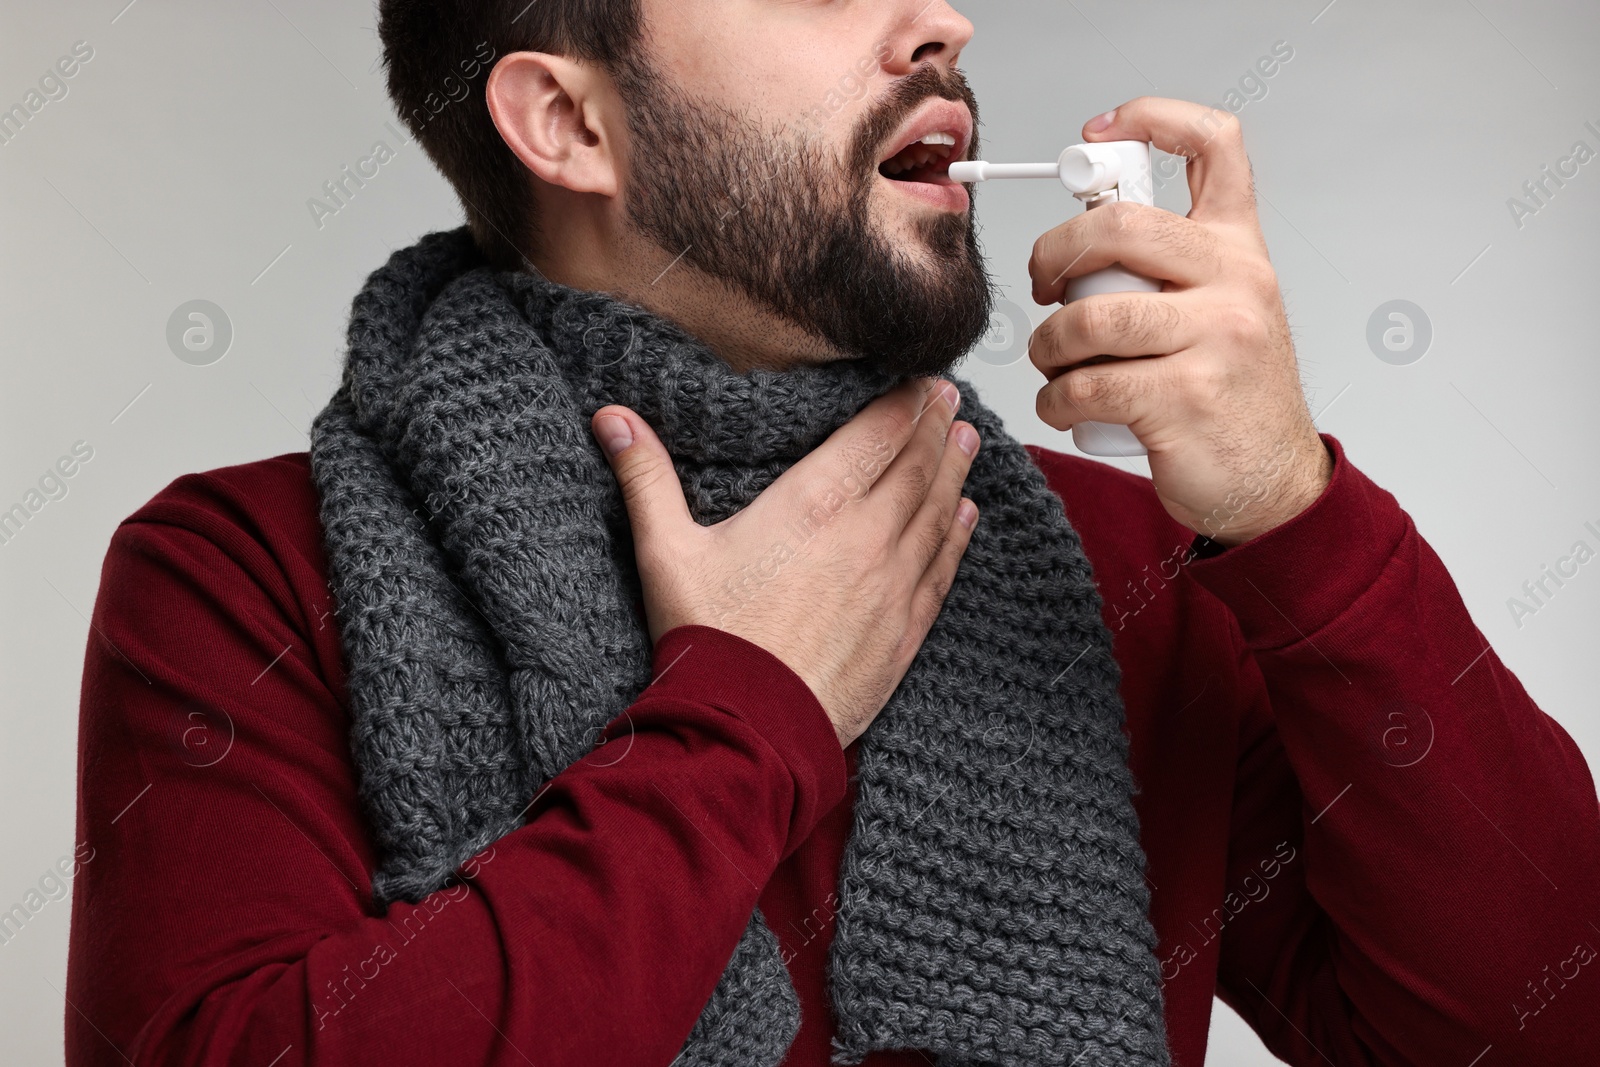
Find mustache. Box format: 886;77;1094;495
848;63;980;176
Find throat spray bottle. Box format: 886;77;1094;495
951;141;1159;458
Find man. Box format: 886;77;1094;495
65;2;1599;1065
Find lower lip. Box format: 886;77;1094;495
878;174;970;212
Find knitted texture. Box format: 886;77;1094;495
308;226;1171;1066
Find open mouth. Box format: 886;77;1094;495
878;132;961;184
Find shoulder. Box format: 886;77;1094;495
116;452;327;592
105;451;340;680
125;451;321;549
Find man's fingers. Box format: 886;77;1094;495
901;418;979;570
1027;292;1199;379
1034;349;1183;434
1028;202;1220;305
592;406;693;547
793;377;933;507
871;377;962;533
905;496;978;653
1083;96;1258;226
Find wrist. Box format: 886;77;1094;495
1208;435;1334;548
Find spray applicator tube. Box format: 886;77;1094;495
951;141;1159;459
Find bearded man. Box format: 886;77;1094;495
65;2;1600;1065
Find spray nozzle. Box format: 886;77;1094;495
949;142;1132;202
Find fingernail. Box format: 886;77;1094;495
1087;109;1116;133
957;499;977;528
955;423;978;456
940;382;960;412
596;413;632;457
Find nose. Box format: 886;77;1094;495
879;0;976;75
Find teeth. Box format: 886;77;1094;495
881;133;958;177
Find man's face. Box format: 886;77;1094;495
611;0;993;378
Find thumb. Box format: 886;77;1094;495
592;406;692;543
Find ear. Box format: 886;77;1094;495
486;52;620;199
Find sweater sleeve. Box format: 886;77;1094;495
1190;434;1600;1066
64;512;846;1067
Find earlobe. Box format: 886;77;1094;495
486;52;619;198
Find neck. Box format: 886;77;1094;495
529;191;847;375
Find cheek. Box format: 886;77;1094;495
725;34;887;137
653;13;893;176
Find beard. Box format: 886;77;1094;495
610;54;996;379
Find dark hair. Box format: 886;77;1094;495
377;0;643;270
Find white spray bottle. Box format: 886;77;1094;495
951;141;1159;458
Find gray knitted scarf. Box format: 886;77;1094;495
308;226;1169;1066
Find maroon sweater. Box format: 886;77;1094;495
65;433;1600;1066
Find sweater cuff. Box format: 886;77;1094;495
1183;434;1409;651
648;624;847;856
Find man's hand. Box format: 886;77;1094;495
1027;96;1333;547
592;377;981;748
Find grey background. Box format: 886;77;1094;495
3;1;1596;1062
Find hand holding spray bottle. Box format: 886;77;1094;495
950;141;1159;459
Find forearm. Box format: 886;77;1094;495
1197;435;1600;1062
146;711;804;1065
68;527;844;1067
